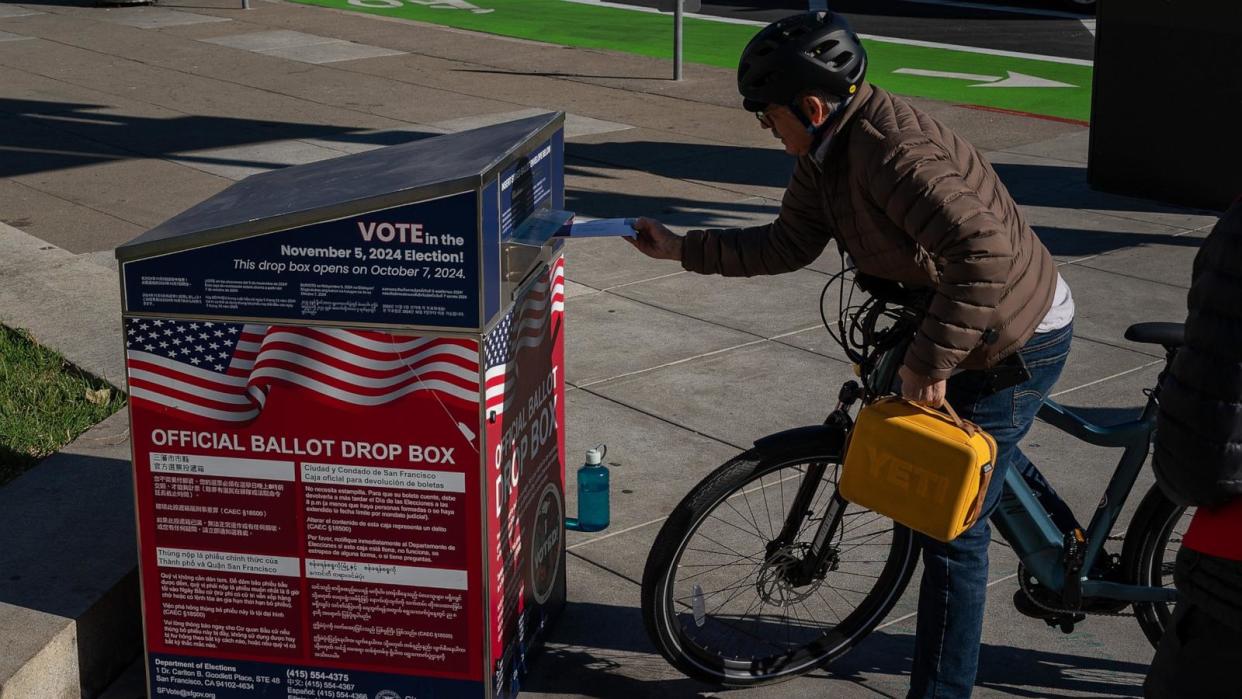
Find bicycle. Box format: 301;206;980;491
639;269;1189;687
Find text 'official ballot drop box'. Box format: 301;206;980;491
115;113;569;699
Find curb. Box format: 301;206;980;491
0;224;139;697
0;223;124;391
0;411;140;699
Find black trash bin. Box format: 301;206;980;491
1088;0;1242;210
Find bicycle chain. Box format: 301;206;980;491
1015;536;1137;619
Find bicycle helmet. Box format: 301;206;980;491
737;11;867;113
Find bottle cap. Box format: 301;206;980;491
585;444;606;465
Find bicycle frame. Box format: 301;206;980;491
999;398;1175;603
829;327;1178;605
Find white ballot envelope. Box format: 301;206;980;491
561;217;638;238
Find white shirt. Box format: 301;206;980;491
1036;273;1075;333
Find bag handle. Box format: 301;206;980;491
938;399;971;434
953;400;997;529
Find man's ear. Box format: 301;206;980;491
800;94;831;127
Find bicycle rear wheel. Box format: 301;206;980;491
640;434;917;687
1122;483;1192;647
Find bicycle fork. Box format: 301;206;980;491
764;382;861;587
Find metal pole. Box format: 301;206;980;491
673;0;683;81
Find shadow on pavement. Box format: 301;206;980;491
0;97;1209;258
0;98;437;178
530;601;1147;697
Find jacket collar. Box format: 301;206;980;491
811;82;874;170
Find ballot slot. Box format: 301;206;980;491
502;207;573;301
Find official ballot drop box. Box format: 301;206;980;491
115;113;569;699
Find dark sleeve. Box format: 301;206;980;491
865;139;1014;380
680;155;833;277
1154;206;1242;506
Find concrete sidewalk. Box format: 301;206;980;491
0;2;1217;697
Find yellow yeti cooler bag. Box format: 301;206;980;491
840;397;998;542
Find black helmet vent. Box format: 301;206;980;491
810;39;839;58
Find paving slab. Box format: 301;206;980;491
11;153;228;230
881;588;1152;699
644;143;795;202
430;107;632;139
167;137;351;180
563;291;756;388
0;6;41;19
1002;129;1091;164
1022;204;1191;263
562;389;740;548
561;237;685;290
610;266;833;339
0;178;145;254
1057;264;1187;357
590;340;853;446
1075;228;1205;288
924;105;1084;153
566;127;732;171
566;161;771;226
100;7;232;30
200;28;340;51
986;151;1219;232
256;39;405;64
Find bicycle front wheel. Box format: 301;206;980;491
640;435;917;687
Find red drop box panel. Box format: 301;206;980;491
117;113;568;699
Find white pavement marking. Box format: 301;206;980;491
1049;360;1164;399
0;30;33;42
567;516;668;550
876;572;1020;630
573;324;824;389
565;0;1093;66
899;0;1092;20
567;470;805;551
1082;19;1097;37
895;67;1002;83
975;71;1076;89
896;67;1076;89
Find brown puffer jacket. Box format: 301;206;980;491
681;84;1058;379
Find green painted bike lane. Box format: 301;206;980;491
293;0;1092;122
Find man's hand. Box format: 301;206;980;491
625;217;684;261
899;365;947;407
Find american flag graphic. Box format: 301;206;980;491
483;258;565;418
125;318;481;423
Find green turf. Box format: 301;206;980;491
294;0;1092;121
0;325;126;486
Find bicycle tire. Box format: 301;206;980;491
640;434;917;687
1121;483;1191;647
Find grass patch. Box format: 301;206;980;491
0;325;126;486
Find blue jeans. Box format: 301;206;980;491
907;323;1075;699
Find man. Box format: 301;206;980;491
1144;199;1242;698
628;11;1083;698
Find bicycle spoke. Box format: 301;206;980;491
663;456;904;675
